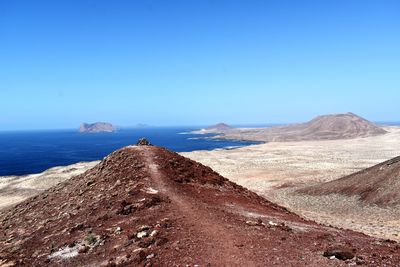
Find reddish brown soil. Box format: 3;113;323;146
299;155;400;206
1;145;399;266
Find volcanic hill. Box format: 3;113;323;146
1;145;399;266
298;155;400;206
217;112;387;142
205;123;233;131
191;123;233;134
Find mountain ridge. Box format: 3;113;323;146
1;145;399;266
216;112;387;142
297;155;400;206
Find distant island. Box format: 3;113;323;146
79;122;117;133
191;123;234;134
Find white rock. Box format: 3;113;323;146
137;231;148;238
268;221;278;226
150;230;158;237
143;187;159;194
146;253;155;259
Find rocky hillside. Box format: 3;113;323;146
79;122;117;133
218;113;387;142
1;144;399;266
298;155;400;206
205;123;233;131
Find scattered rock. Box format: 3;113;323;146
268;221;278;227
137;138;151;146
137;231;148;239
138;225;151;231
246;220;260;226
150;230;158;237
78;245;89;254
323;246;356;260
115;254;130;266
138;237;155;248
356;257;365;265
146;253;155;259
118;201;135;215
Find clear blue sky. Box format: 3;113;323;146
0;0;399;130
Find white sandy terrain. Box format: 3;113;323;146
0;161;99;211
182;126;400;241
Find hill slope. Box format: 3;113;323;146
1;145;399;266
298;155;400;206
192;123;233;134
218;113;387;142
205;123;233;131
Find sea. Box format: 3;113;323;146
0;127;261;176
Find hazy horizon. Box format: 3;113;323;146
1;0;399;130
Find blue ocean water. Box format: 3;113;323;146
0;127;261;176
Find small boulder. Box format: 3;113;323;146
137;231;148;239
146;253;155;259
323;246;356;260
246;220;260;226
78;245;89;254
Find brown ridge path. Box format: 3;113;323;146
2;145;400;266
137;146;257;266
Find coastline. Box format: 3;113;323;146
2;126;400;241
182;125;400;241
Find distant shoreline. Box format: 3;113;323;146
0;127;260;177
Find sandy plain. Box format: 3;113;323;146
0;161;98;210
182;126;400;241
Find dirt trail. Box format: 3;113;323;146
139;147;255;266
1;145;400;266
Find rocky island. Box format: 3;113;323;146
79;122;117;133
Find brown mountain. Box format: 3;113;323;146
205;123;233;131
218;113;387;142
1;144;399;266
298;156;400;206
79;122;117;133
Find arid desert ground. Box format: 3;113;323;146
182;126;400;241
